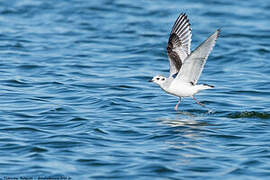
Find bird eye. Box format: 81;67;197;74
156;78;160;80
162;78;165;81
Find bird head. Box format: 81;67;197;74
149;75;167;86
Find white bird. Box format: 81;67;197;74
149;13;220;110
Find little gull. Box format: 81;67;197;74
149;13;220;110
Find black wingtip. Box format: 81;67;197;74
179;12;188;19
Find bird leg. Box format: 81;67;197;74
174;98;181;111
192;96;205;107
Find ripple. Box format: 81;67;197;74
30;146;48;153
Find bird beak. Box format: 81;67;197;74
148;79;153;82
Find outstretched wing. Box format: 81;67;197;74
176;29;220;84
167;13;192;76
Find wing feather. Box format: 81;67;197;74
167;13;192;76
176;29;220;84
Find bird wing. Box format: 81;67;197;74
176;29;220;84
167;13;192;76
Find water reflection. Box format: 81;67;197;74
159;112;212;128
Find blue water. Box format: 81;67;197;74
0;0;269;179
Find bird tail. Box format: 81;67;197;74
197;84;214;90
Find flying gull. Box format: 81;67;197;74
149;13;220;110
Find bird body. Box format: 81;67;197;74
167;81;212;97
155;77;213;98
149;13;220;110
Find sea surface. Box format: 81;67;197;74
0;0;269;179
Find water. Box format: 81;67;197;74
0;0;269;179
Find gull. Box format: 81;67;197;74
149;13;220;110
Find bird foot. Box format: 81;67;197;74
174;98;181;111
192;96;205;107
